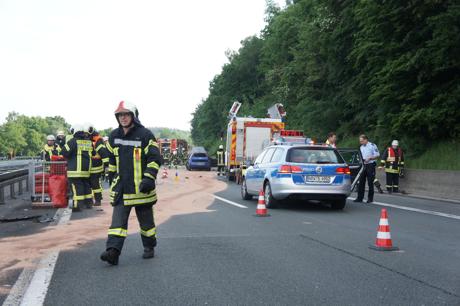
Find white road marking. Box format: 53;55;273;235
214;196;248;208
348;197;460;221
3;208;72;306
303;222;312;225
20;251;59;306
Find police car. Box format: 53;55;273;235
241;136;363;210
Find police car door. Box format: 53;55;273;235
337;148;363;191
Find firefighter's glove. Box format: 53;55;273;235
108;172;115;185
139;178;155;193
399;168;405;178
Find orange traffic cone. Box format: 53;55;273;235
255;190;270;217
162;168;168;179
369;208;399;251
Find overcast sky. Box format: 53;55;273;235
0;0;284;131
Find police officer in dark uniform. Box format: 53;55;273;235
100;101;162;265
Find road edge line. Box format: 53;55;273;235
214;195;248;208
2;207;72;306
348;197;460;220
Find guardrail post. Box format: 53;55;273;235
18;178;23;195
0;185;4;205
10;183;16;199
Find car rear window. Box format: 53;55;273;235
192;153;207;158
286;148;344;164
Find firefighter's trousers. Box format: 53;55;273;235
69;177;92;208
90;173;103;202
106;198;157;252
217;165;225;176
385;172;399;192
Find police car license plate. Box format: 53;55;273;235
305;175;331;183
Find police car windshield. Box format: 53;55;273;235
287;148;344;164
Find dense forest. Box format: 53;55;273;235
191;0;460;159
0;112;70;157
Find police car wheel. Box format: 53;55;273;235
241;178;252;200
264;182;278;209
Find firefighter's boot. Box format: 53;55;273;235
85;198;93;209
100;248;120;265
94;200;102;206
142;248;155;259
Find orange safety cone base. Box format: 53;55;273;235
254;213;271;217
369;245;399;251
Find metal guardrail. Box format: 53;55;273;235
0;168;29;205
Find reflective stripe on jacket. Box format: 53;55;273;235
217;150;225;166
91;134;109;174
61;133;93;178
42;144;61;161
380;147;404;174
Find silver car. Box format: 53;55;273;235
242;145;363;209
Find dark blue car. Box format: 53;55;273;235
186;147;211;171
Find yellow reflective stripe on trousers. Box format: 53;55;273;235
108;228;128;237
147;161;160;170
133;148;142;194
140;227;156;237
67;171;90;178
92;188;103;193
71;184;85;201
123;191;156;199
124;195;157;206
108;164;117;172
144;173;155;180
91;165;104;173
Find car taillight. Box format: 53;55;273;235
336;167;351;175
279;165;303;173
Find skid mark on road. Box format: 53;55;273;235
214;196;248;208
299;234;460;299
348;198;460;221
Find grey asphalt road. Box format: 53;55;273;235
43;180;460;305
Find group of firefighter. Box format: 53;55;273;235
42;101;162;265
42;127;109;211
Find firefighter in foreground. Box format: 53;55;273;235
61;125;93;212
42;135;61;161
217;145;225;176
380;140;404;193
100;101;161;265
90;128;109;206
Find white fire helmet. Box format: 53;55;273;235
392;140;399;147
47;135;56;141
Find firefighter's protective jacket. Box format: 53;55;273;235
380;147;404;174
42;144;61;161
106;124;161;206
91;134;110;174
61;132;93;178
217;149;225;166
